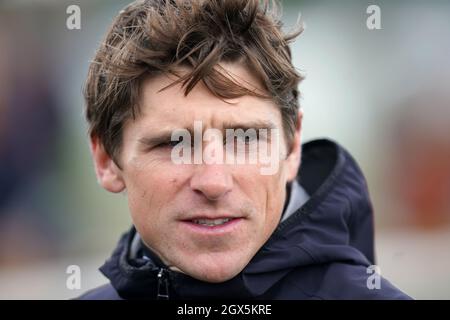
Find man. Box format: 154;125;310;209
80;0;410;299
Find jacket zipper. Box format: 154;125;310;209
157;268;170;300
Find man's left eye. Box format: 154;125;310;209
233;134;259;144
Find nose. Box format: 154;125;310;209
190;164;233;201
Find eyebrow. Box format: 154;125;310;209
138;119;278;146
222;119;278;131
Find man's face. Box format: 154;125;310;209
92;63;302;283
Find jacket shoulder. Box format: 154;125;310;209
273;263;412;300
312;263;412;300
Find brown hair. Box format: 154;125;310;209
84;0;303;163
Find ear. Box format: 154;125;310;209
285;109;303;182
90;135;126;193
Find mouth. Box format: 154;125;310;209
190;217;234;226
180;216;243;234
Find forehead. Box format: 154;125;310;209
133;63;282;130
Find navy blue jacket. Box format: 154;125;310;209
79;139;411;300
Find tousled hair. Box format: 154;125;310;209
84;0;304;163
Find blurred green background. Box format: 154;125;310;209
1;0;450;299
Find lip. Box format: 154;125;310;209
180;217;244;235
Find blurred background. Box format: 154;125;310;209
1;0;449;299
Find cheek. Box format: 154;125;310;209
263;174;287;229
124;160;189;227
235;164;287;227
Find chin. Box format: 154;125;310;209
185;258;247;283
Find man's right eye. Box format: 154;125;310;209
156;140;181;148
